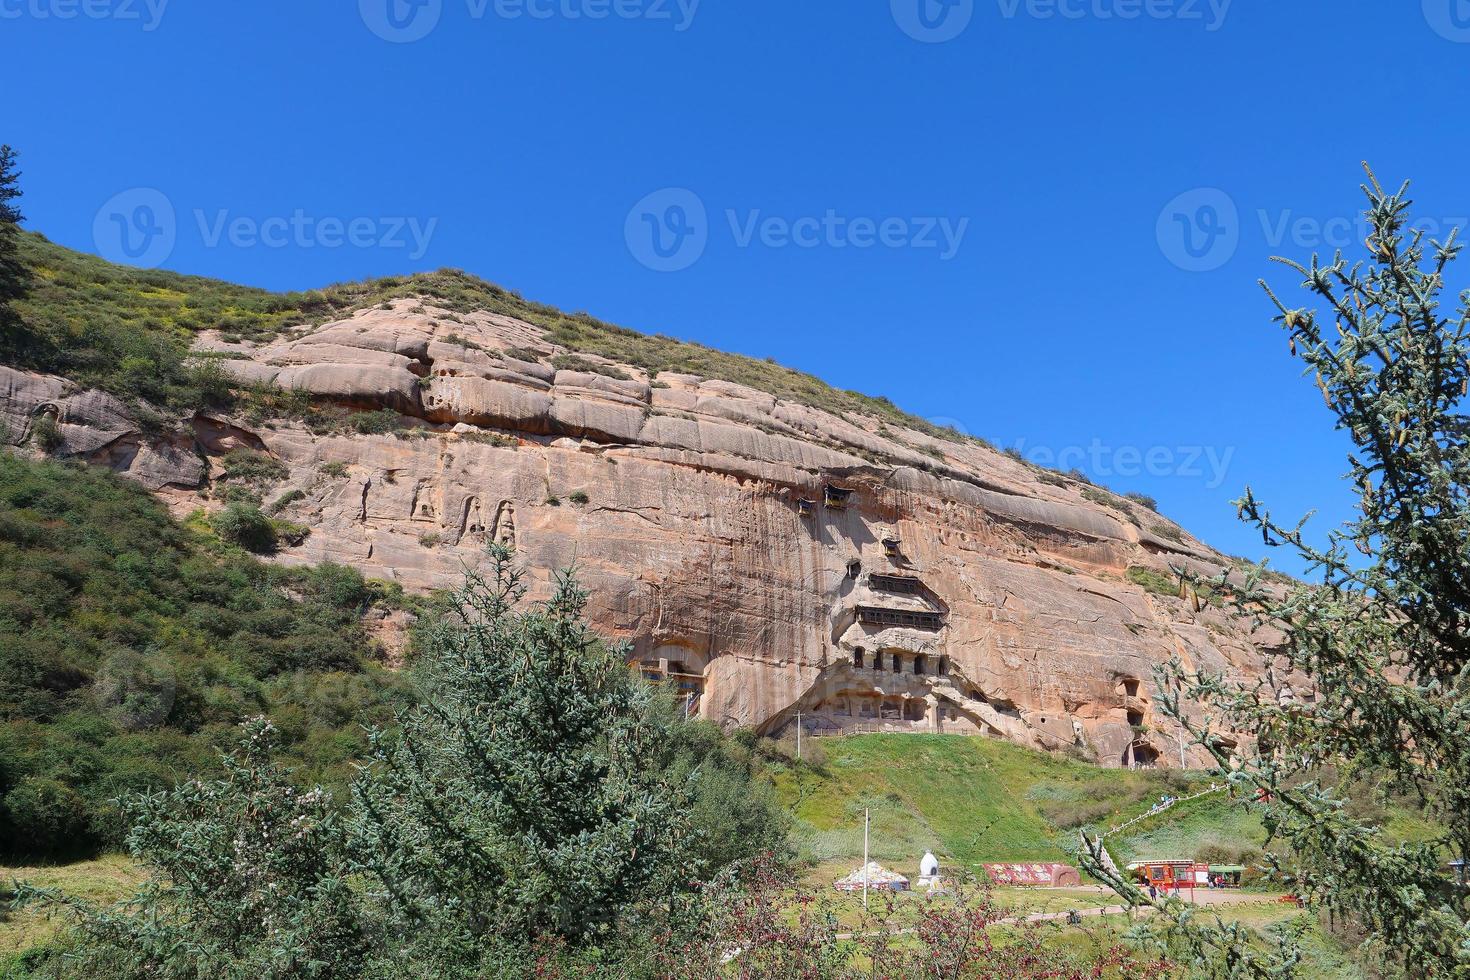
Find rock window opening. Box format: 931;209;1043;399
847;559;862;580
937;655;948;675
853;648;865;669
1121;678;1141;698
913;655;926;676
1127;709;1144;727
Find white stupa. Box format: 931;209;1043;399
918;851;940;887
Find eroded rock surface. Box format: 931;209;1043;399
4;301;1280;766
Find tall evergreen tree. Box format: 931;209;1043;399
1084;165;1470;977
348;545;694;972
0;144;25;296
0;144;28;357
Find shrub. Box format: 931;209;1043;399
318;461;348;478
1150;522;1184;544
1126;565;1178;598
1125;491;1160;511
544;495;561;506
1;777;91;857
568;490;589;505
218;448;287;485
268;489;305;513
347;409;400;435
212;503;276;553
28;413;61;452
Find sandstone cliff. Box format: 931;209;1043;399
0;294;1279;768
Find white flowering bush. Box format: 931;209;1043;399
16;717;369;979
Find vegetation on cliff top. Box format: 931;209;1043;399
4;230;967;442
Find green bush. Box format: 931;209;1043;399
1;777;90;856
268;489;305;513
28;413;61;452
211;503;276;553
1126;565;1178;597
218;448;287;485
347;409;400;435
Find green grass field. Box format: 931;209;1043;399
0;854;143;969
774;734;1266;873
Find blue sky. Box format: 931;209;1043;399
6;0;1469;572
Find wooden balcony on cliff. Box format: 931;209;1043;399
824;485;853;510
855;605;944;631
868;573;922;595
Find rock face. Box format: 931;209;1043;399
3;301;1278;767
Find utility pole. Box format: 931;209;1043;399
863;807;871;911
796;710;802;763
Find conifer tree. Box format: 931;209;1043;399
0;144;28;354
348;545;694;972
1084;165;1470;977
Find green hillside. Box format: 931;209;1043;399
0;453;411;859
773;734;1266;872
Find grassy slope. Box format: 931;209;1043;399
774;734;1258;870
0;453;409;860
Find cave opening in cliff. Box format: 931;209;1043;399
1121;677;1141;698
1127;709;1144;727
853;648;865;669
1128;742;1161;768
913;655;926;675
